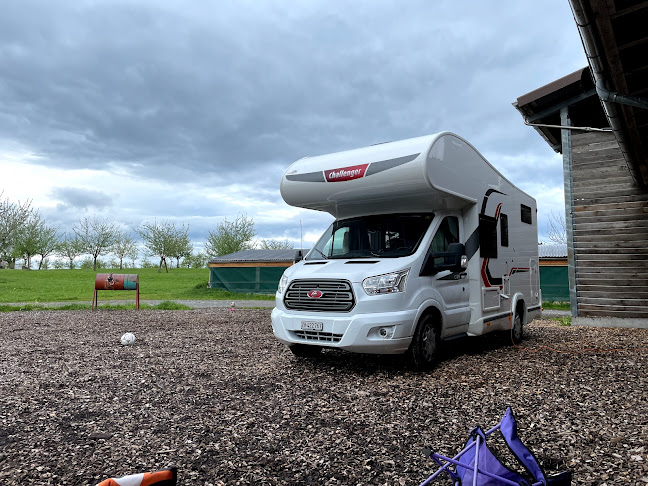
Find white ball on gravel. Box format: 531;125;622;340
120;332;136;346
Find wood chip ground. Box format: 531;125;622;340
0;310;646;485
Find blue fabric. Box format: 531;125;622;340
500;408;547;484
456;427;530;485
423;409;571;486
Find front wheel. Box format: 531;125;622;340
289;344;323;358
406;314;440;371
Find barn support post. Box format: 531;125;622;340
561;107;578;317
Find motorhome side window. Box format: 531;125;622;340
500;213;509;247
428;217;460;267
479;214;498;258
521;204;532;224
430;217;459;252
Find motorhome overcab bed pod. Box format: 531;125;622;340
271;132;541;369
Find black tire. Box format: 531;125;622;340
511;309;524;344
289;344;322;358
407;314;440;370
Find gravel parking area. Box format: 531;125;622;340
0;310;646;485
2;300;276;309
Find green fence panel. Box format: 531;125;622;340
260;267;288;292
212;264;570;299
209;266;286;293
540;266;569;302
209;267;228;290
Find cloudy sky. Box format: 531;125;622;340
0;0;587;256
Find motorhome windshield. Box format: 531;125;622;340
306;213;434;260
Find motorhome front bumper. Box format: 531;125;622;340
271;307;415;354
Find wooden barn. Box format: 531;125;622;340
514;0;648;326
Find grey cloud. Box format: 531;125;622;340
1;0;586;247
0;0;584;188
51;187;113;210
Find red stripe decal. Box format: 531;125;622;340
481;258;492;287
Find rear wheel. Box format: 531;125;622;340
511;309;524;344
407;314;440;371
289;344;322;358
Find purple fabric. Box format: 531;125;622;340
421;408;570;486
500;408;547;484
456;427;531;485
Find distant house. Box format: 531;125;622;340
539;244;568;302
208;249;304;293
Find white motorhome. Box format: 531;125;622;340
271;132;541;369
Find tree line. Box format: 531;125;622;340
0;192;292;271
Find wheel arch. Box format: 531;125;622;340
512;294;526;325
412;303;444;336
407;305;443;370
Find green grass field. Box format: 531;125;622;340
0;267;571;315
0;268;274;303
542;301;570;311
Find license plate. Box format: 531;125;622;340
301;321;323;331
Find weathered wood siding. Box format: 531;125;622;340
571;131;648;318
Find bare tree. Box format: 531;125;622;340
57;233;85;269
0;191;32;265
205;214;256;257
547;210;567;245
258;239;294;250
112;231;139;269
74;217;118;271
138;220;190;273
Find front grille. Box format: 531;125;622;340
284;279;355;312
293;330;344;343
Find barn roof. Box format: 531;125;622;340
212;247;568;262
538;244;567;259
209;249;305;264
514;0;648;186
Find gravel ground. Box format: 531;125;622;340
3;300;276;309
0;310;646;485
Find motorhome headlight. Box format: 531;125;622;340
362;269;410;295
277;274;289;294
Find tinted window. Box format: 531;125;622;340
430;217;459;253
430;216;460;266
521;205;532;224
500;213;509;247
480;214;498;258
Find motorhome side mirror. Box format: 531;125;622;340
446;243;467;272
420;243;466;276
294;250;303;263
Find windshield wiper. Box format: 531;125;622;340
311;248;328;260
